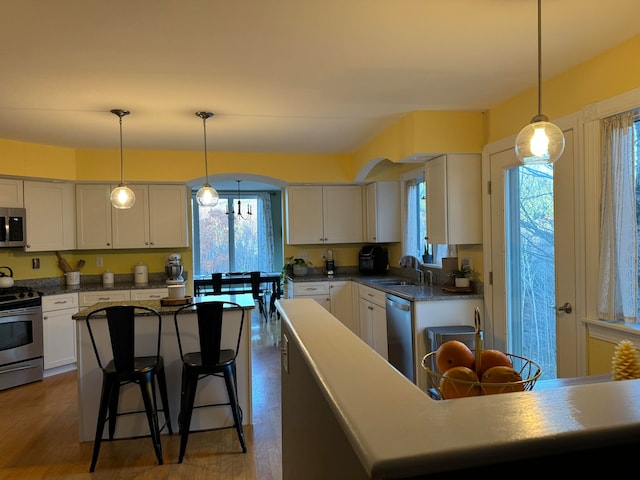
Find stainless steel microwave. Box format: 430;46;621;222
0;208;27;247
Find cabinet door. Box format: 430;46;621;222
425;154;482;245
322;185;363;244
79;290;131;308
148;184;188;248
76;184;113;249
330;281;357;334
358;297;388;359
285;186;324;245
111;184;150;248
24;181;76;251
365;182;400;243
42;293;79;370
0;179;23;207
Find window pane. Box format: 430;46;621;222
233;198;258;272
197;201;229;274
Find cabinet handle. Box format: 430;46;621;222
43;316;48;320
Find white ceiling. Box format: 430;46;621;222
1;0;639;162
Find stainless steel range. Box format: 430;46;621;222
0;286;43;391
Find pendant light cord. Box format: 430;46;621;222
202;116;209;183
118;114;124;184
537;0;542;117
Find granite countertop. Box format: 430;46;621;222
18;274;174;297
286;271;483;302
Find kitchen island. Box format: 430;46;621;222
72;293;255;442
277;298;640;479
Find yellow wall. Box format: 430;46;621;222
3;33;640;281
588;336;615;376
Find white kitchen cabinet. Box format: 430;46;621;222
285;185;363;245
79;290;131;308
130;287;168;301
75;184;113;249
42;293;79;370
76;183;189;249
358;284;388;359
425;154;482;245
288;281;331;311
329;280;358;335
0;178;23;207
24;180;76;251
364;181;400;243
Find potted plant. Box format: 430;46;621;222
282;257;313;279
451;265;475;288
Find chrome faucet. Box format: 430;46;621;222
416;269;424;285
425;270;434;286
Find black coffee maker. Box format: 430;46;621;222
324;250;335;275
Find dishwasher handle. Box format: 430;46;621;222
386;296;411;311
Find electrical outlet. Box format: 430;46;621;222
32;258;40;269
96;257;103;267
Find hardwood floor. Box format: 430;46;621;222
0;308;282;479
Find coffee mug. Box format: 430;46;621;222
168;284;186;299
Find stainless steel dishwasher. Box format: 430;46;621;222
385;294;414;382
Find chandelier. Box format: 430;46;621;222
226;180;252;220
195;111;219;207
109;109;136;209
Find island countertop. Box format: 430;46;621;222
277;298;640;479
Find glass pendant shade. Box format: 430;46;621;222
515;0;565;166
196;183;219;207
110;184;136;209
515;116;565;165
109;109;135;209
195;111;219;207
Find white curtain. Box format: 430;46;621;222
257;192;275;272
598;111;637;323
403;178;418;257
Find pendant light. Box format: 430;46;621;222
195;111;219;207
109;109;136;209
515;0;565;165
226;180;252;219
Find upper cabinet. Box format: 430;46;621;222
76;183;188;249
285;185;364;245
24;180;76;252
0;179;24;207
425;154;482;245
365;181;400;243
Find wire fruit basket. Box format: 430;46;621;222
421;351;542;399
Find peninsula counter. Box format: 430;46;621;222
277;298;640;479
72;293;255;442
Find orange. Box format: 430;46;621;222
439;366;481;399
480;366;524;395
435;340;475;373
476;349;513;377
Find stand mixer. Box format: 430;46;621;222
165;253;185;285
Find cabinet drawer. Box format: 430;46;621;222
42;293;79;312
358;284;386;307
79;290;131;308
291;281;330;296
131;288;168;300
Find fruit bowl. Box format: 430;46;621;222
421;351;542;400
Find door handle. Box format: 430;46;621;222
556;302;572;314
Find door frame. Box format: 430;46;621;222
481;112;585;377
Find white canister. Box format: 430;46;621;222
102;270;114;286
65;271;81;286
134;262;148;285
168;284;186;299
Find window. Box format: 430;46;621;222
192;191;277;276
403;168;449;265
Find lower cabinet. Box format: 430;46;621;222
288;281;331;311
130;288;168;300
358;284;388;359
42;293;79;370
288;280;356;333
78;290;131;308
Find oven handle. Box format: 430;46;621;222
0;362;40;374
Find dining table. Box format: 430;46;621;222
193;272;282;317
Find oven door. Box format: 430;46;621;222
0;305;43;390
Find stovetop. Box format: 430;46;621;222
0;286;42;310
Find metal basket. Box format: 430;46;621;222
421;351;542;400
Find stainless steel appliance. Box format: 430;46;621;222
165;253;185;285
359;245;389;274
0;286;43;391
385;294;414;382
0;207;27;248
